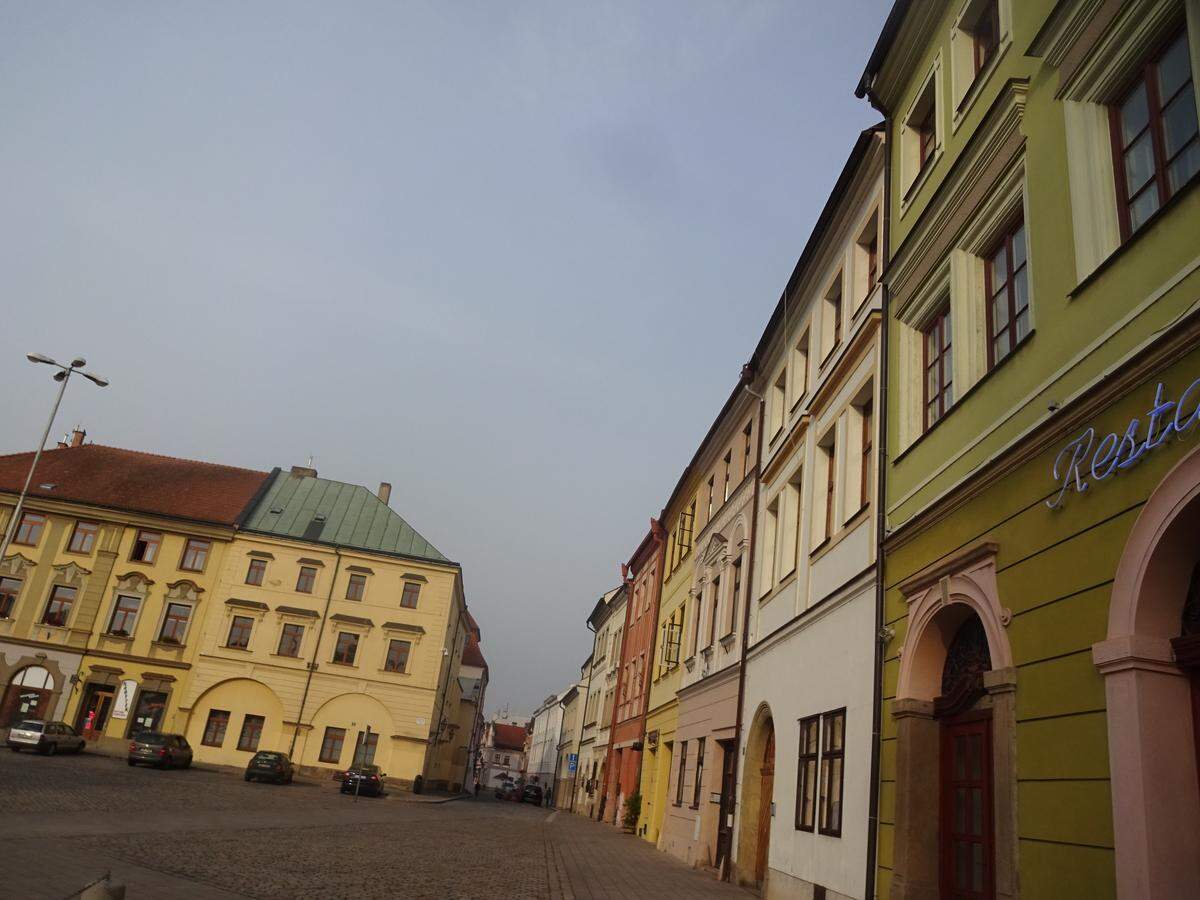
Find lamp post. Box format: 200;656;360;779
0;354;108;564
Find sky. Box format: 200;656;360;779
0;1;884;717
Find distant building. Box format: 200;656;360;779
574;584;627;818
480;718;529;790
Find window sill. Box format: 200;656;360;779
63;549;95;558
328;660;358;669
719;632;737;651
103;632;134;642
380;668;410;676
179;567;206;575
152;640;187;650
811;505;872;564
900;147;942;216
270;652;302;660
222;645;251;652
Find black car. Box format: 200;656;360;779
521;784;544;805
128;732;193;769
339;764;385;797
245;751;295;784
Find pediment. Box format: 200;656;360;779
115;571;155;593
0;553;36;578
165;579;204;602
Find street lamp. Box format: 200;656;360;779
0;354;109;564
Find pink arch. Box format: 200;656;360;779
1094;444;1200;899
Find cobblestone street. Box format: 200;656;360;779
0;750;748;899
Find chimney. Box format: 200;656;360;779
69;427;87;448
377;482;392;505
57;432;70;449
290;464;317;478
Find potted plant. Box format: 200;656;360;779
621;792;641;833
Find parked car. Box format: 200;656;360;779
494;779;515;799
244;750;294;784
128;732;193;769
521;784;544;805
6;720;86;755
339;764;385;797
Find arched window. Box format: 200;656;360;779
1;665;56;726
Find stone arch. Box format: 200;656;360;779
735;702;775;890
185;677;286;761
0;665;56;726
303;691;396;772
1094;444;1200;899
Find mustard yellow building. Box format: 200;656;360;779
182;465;473;789
0;435;270;746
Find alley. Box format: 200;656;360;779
0;750;747;899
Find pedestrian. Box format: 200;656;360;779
473;778;480;799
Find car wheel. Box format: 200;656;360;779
245;773;253;782
10;747;19;753
45;742;56;757
286;774;293;784
128;759;136;767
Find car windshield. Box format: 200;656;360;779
16;721;44;732
254;752;284;761
136;733;168;745
350;765;380;774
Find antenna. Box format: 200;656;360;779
306;454;314;468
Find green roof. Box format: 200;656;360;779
243;469;451;565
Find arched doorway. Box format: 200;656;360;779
1;666;55;726
1096;446;1200;898
736;704;775;889
891;545;1016;900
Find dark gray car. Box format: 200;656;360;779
128;732;193;769
6;720;86;755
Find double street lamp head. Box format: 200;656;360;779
26;352;109;388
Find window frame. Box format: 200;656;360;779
972;0;1001;76
860;399;874;509
245;558;267;586
691;736;706;809
346;573;367;601
202;709;230;747
296;566;317;594
67;520;99;554
130;530;162;564
675;740;688;806
400;581;421;609
332;631;360;666
1109;27;1199;242
796;714;820;832
237;714;265;752
0;576;21;619
41;584;77;627
983;217;1030;370
818;708;847;838
107;594;142;637
384;638;412;673
319;726;346;763
157;601;193;645
823;437;837;544
13;511;46;547
179;538;211;573
277;622;304;658
923;305;954;430
226;615;254;650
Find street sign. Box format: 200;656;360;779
567;753;578;774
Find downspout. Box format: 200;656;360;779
728;366;765;883
570;621;599;813
289;549;343;758
864;88;893;900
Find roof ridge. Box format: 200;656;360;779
85;443;269;475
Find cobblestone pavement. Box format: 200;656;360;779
0;750;749;899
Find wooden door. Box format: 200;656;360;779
940;714;994;900
755;730;775;884
715;740;736;870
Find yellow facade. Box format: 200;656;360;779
182;532;468;787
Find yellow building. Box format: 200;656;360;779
0;435;270;746
182;465;473;789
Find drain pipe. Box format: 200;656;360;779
289;549;343;758
727;364;765;883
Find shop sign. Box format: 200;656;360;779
567;753;578;774
1047;377;1200;509
111;679;138;720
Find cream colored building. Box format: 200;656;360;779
181;465;472;788
574;584;626;818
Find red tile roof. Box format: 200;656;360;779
462;635;487;669
0;444;270;526
492;723;527;751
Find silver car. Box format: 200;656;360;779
7;720;86;755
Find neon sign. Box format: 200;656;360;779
1047;377;1200;509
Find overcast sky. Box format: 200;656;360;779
1;1;883;717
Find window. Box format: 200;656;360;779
202;709;230;747
761;495;779;594
796;715;820;831
346;574;366;601
130;530;162;564
0;577;22;618
401;582;421;609
770;370;787;438
107;595;141;637
818;709;846;836
319;726;345;763
332;631;359;665
13;512;46;546
972;0;1000;75
158;602;192;644
227;615;253;650
792;332;810;404
277;623;304;657
918;105;937;169
824;275;844;358
742;421;754;479
245;558;267;586
860;400;874;509
692;737;706;808
296;566;317;594
1111;30;1199;239
385;639;412;673
924;306;954;429
707;476;716;520
822;436;837;544
727;557;742;635
675;740;688;806
237;714;265;752
866;233;879;288
41;585;76;627
180;538;210;572
904;67;940;193
985;218;1030;368
722;451;732;502
68;521;98;554
680;501;695;559
706;577;719;648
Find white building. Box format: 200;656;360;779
573;584;626;818
479;717;529;791
527;688;572;794
733;125;885;900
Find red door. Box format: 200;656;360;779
940;714;994;900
